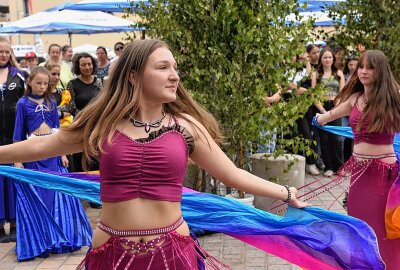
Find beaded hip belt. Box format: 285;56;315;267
353;152;397;160
97;216;184;237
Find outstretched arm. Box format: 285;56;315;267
184;115;309;208
0;129;83;164
315;93;357;125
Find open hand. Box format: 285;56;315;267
288;187;311;208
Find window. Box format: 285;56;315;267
23;0;30;16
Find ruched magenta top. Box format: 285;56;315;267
349;96;394;145
99;116;195;202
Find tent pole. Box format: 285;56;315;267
68;33;72;46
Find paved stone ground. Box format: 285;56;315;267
0;173;348;269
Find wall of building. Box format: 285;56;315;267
7;0;140;55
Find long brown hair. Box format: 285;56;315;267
65;39;221;167
335;50;400;133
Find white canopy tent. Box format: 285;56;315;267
290;0;346;26
60;0;149;13
0;9;140;44
286;11;343;26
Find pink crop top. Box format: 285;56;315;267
349;96;394;145
99;116;195;203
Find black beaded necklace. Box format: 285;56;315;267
130;112;166;133
362;93;368;103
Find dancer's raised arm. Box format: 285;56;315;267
314;93;358;126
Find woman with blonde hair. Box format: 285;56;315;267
314;50;400;269
0;37;26;243
0;40;308;269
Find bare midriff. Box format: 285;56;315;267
91;198;189;249
353;142;396;163
31;122;52;135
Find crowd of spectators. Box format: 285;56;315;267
263;41;364;177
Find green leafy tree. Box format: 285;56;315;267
328;0;400;79
127;0;321;196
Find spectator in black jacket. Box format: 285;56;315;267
0;37;26;243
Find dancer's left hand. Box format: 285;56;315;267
289;187;311;208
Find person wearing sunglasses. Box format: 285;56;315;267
109;41;125;74
114;42;124;57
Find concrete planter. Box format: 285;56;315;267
217;182;227;196
225;193;255;207
250;154;305;214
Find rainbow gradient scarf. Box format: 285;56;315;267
0;166;385;269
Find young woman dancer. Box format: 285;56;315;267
312;48;345;177
0;40;308;269
13;66;68;208
12;66;91;260
314;50;400;269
